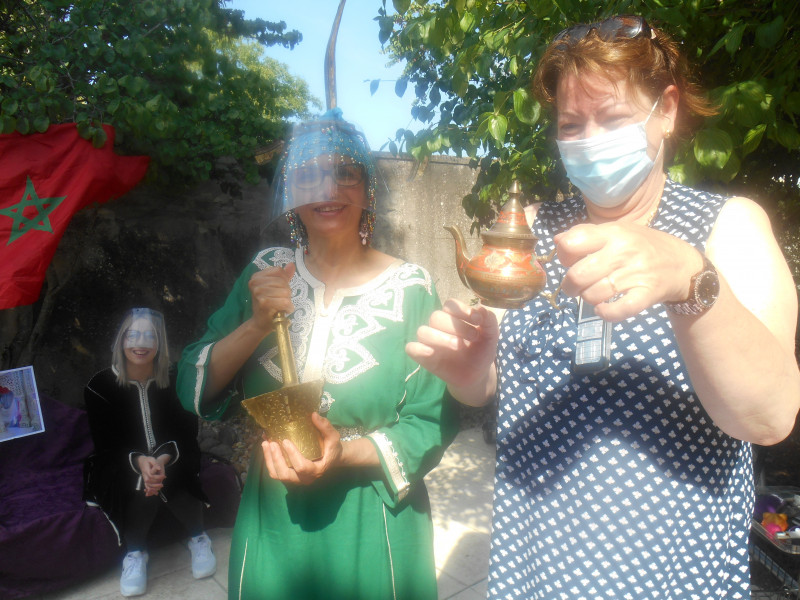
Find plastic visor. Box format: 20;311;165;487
266;109;381;227
114;308;166;353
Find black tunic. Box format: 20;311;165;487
83;367;205;531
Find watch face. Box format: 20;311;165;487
696;271;720;307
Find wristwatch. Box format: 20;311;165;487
664;254;720;315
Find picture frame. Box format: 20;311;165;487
0;365;45;443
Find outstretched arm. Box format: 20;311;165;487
406;299;500;407
555;197;800;445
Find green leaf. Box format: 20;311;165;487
694;128;733;169
33;115;49;133
452;69;468;98
16;116;30;135
706;23;745;58
476;112;493;140
105;96;120;115
370;79;380;96
520;148;538;170
774;121;800;150
1;98;18;115
392;0;411;14
1;116;17;135
716;151;741;183
513;88;540;125
755;16;784;49
395;78;408;98
459;11;476;32
668;163;690;185
426;135;442;153
493;91;510;113
737;81;767;104
732;94;765;129
725;24;746;55
145;95;161;111
430;85;441;106
785;92;800;115
488;114;507;147
77;120;92;139
378;19;393;45
742;124;766;157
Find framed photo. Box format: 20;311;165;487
0;366;45;443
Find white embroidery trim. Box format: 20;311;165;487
383;503;398;600
193;343;213;415
369;431;409;501
255;247;432;386
239;538;248;600
256;248;315;383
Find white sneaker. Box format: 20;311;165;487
188;533;217;579
120;550;148;597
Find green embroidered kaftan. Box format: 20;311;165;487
177;247;458;600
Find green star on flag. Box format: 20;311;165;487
0;176;66;245
0;123;149;309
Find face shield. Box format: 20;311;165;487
113;308;166;356
267;108;381;248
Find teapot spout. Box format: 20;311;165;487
443;225;471;289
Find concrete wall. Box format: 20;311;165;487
373;152;481;305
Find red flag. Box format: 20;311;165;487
0;123;149;309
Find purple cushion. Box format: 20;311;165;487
0;395;121;599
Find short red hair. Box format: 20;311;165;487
532;20;717;155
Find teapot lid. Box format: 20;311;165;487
482;181;539;247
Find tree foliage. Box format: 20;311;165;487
380;0;800;230
0;0;318;186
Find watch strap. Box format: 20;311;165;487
664;254;719;316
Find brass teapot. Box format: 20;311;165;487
445;181;560;309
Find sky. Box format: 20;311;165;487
229;0;418;152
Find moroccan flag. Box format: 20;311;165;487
0;123;149;310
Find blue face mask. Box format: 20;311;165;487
556;100;661;208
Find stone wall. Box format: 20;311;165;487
0;153;483;409
372;152;482;305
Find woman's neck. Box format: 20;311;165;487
302;236;395;301
127;363;153;384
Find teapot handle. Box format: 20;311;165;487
535;248;556;263
536;249;563;309
539;280;565;310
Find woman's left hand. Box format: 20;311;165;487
138;455;167;496
554;221;702;321
262;412;343;485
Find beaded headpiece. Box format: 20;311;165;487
268;108;378;250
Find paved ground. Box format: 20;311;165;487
32;427;495;600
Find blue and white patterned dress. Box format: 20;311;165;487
489;180;754;599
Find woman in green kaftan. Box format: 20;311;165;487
176;108;458;600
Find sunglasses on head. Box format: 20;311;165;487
553;15;651;46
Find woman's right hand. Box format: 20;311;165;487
248;263;297;332
137;455;166;496
406;299;500;405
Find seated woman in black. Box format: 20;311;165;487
84;308;216;597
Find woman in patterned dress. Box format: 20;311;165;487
177;108;457;600
407;15;800;600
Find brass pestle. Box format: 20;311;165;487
241;311;324;464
